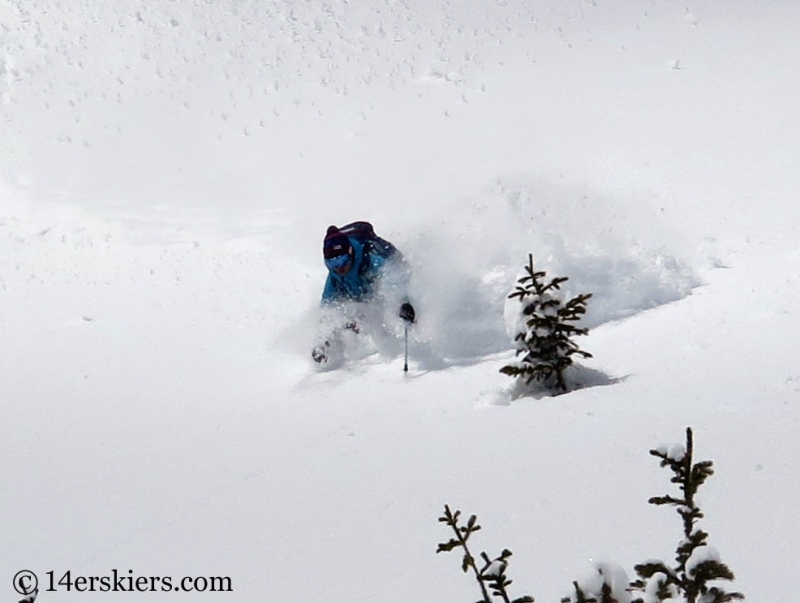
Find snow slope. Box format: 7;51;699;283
2;0;799;601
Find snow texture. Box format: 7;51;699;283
570;560;632;603
3;1;800;602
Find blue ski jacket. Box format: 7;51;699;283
321;223;404;304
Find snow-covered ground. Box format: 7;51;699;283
2;0;799;601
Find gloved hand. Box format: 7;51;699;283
399;302;416;324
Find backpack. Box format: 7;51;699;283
328;221;398;260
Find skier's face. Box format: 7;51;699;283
325;252;353;275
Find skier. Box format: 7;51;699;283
313;221;415;364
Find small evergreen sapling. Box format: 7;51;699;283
437;505;535;603
437;429;743;603
500;254;592;392
630;428;744;603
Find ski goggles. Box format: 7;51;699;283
323;238;351;259
325;253;353;273
322;235;352;260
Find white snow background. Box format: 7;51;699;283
2;0;799;601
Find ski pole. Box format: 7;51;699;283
403;325;409;373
